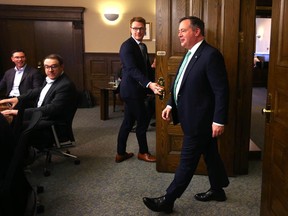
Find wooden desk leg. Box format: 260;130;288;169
100;89;109;120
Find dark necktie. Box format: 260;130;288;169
139;43;148;63
139;43;148;75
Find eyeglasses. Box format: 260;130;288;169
131;27;145;32
44;65;59;70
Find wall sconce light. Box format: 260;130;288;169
104;13;119;21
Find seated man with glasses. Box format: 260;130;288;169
0;54;77;149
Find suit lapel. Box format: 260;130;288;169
179;42;206;90
20;67;29;83
41;75;63;105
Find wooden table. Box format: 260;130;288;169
97;84;118;120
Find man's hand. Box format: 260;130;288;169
162;106;172;121
1;109;18;116
0;97;19;109
212;123;225;137
148;82;164;95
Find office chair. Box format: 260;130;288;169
33;103;80;177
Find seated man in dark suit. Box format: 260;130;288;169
0;54;77;149
0;49;44;99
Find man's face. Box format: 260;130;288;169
11;52;26;69
43;58;64;80
178;19;199;49
130;21;146;41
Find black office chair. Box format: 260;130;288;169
32;103;80;177
41;107;80;176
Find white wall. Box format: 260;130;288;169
255;18;271;55
0;0;156;53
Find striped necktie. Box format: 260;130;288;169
173;51;191;104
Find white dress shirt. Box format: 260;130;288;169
37;77;55;107
174;40;203;98
9;65;26;97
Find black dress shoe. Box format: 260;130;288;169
194;189;227;202
143;196;174;213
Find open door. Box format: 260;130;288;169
155;0;245;175
260;0;288;215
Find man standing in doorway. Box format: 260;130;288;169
143;16;229;213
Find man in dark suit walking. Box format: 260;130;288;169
0;49;44;98
143;16;229;213
116;17;163;163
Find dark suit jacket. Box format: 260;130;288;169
18;73;77;123
0;65;44;97
119;37;154;99
169;40;229;135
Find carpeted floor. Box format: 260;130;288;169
27;105;262;216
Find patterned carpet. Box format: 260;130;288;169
27;106;262;216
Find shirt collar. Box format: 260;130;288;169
14;64;27;72
188;40;204;55
131;36;142;45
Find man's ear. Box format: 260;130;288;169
194;28;201;36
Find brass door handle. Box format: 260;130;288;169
37;61;42;69
157;77;165;100
262;108;272;123
262;108;271;114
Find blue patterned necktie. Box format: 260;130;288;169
173;51;191;104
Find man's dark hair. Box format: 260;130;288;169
179;16;205;36
11;49;26;57
44;54;64;65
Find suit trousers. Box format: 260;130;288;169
165;134;229;202
117;98;149;155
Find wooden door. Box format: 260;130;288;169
34;20;83;89
0;20;37;70
0;5;84;90
155;0;243;175
260;0;288;215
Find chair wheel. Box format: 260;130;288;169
44;170;51;177
74;159;80;165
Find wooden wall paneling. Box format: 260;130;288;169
234;0;256;174
84;53;155;105
84;53;122;105
0;4;85;91
0;20;37;71
0;4;84;21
